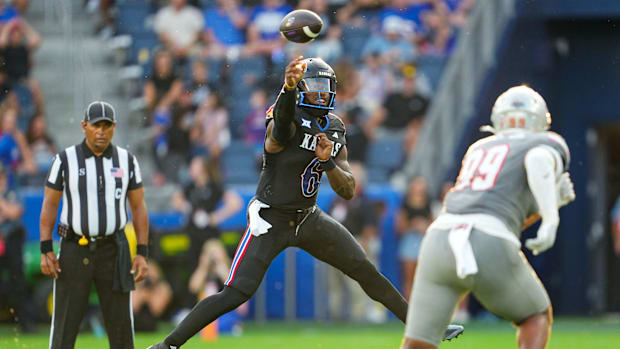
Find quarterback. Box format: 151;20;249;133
148;56;463;348
400;85;576;349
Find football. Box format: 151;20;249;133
279;9;323;43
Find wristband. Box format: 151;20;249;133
136;244;148;258
284;82;296;91
40;239;53;254
319;158;336;171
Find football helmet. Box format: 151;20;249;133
296;57;336;111
490;85;551;133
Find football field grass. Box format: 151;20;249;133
2;317;619;349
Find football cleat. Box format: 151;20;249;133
443;324;465;341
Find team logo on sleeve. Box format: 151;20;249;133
266;104;274;120
301;118;312;128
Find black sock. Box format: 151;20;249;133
348;259;408;323
165;286;249;346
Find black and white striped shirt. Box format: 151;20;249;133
45;141;143;237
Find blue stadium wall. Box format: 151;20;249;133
450;0;620;314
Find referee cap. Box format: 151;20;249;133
84;101;116;124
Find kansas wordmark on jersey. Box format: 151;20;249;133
299;132;343;156
256;110;346;210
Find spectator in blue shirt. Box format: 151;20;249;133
0;0;17;26
248;0;292;40
361;16;417;66
0;121;19;171
246;0;292;57
379;0;434;35
202;0;248;59
439;0;476;27
0;108;35;178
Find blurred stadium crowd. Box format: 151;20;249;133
108;0;475;186
0;0;483;334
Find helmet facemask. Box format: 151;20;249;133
297;77;336;110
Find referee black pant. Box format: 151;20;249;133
49;238;133;349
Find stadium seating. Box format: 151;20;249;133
341;26;372;63
128;30;160;67
417;55;448;91
367;167;390;184
366;138;403;183
221;142;259;184
116;1;152;36
205;58;225;84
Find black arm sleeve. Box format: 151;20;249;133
271;87;297;144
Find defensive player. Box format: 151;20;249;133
149;56;463;349
400;85;576;349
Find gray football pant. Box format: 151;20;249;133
405;228;550;346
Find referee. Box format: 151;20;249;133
39;101;149;349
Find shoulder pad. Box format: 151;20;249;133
469;135;496;150
543;131;570;170
328;113;346;133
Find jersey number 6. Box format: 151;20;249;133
301;158;324;197
454;144;510;191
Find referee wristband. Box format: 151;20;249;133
319;158;336;171
136;244;148;258
40;240;53;254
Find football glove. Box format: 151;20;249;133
557;172;576;208
525;220;559;256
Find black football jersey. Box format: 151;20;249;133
255;107;347;210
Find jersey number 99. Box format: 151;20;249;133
454;144;510;191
